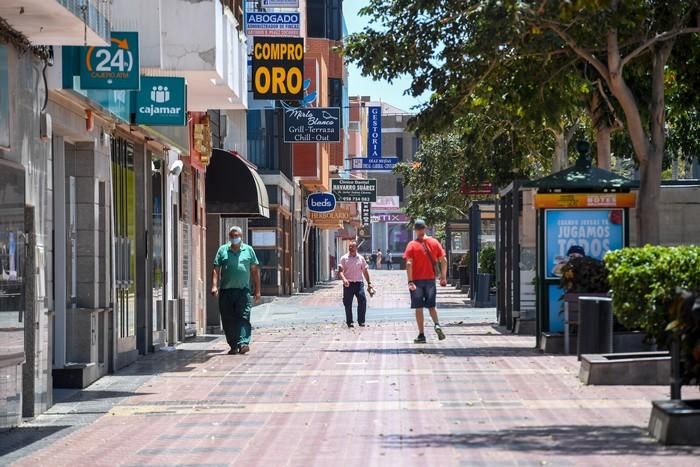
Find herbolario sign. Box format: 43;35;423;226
284;107;340;143
252;37;304;100
331;178;377;203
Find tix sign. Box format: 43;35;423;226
252;37;304;100
80;31;140;90
534;192;636;209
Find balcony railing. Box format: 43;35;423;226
59;0;111;42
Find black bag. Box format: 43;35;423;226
420;238;439;277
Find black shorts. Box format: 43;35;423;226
410;279;437;309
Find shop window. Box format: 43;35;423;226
0;162;25;358
0;46;9;148
396;137;403;161
329;78;343;126
387;223;410;256
307;0;326;38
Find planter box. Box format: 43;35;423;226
649;399;700;446
579;351;670;385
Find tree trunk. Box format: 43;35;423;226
595;125;611;170
552;131;567;172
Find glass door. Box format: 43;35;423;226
151;156;165;343
112;137;136;339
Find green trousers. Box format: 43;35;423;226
218;288;252;348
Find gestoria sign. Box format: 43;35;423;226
252;37;304;100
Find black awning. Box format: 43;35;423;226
206;149;270;218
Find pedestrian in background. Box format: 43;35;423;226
338;240;372;327
370;250;377;269
403;219;448;343
386;249;393;270
211;226;261;355
376;249;383;269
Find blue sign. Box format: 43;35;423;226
350;157;399;172
80;31;140;90
307;193;336;213
545;209;625;279
246;12;300;37
135;76;187;126
367;106;381;158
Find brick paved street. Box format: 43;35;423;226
2;271;699;466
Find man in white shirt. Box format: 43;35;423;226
338;241;372;327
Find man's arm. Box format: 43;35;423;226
338;264;349;287
406;258;416;291
362;267;371;284
211;267;220;296
438;256;448;285
251;264;261;302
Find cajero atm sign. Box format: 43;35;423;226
80;31;140;89
252;37;304;100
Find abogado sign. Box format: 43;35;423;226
246;12;300;37
134;76;187;126
252;37;304;100
331;179;377;203
81;31;140;89
284;107;340;143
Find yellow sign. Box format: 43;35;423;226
309;207;353;223
252;37;304;100
534;192;636;209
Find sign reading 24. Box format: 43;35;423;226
80;32;140;90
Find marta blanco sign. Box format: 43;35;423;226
134;76;187;126
284;107;340;143
331;179;377;203
246;12;300;37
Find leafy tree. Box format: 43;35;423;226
345;1;700;245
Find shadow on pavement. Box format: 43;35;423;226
119;349;225;376
325;346;542;357
54;390;155;404
379;424;700;456
0;425;72;457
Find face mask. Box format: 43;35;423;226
230;237;242;245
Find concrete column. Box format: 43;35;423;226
52;137;67;368
133;143;151;354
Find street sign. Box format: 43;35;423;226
307;192;336;213
349;157;399;172
246;12;300;37
284;107;340;143
252;37;304;100
331;179;377;203
261;0;299;7
134;76;187;126
367;106;381;158
360;202;371;226
80;31;140;89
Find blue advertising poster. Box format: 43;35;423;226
548;284;565;332
545;209;625;279
367;106;381;158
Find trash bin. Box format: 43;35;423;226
577;296;613;359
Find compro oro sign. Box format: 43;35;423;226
252;37;304;100
81;31;140;89
246;12;300;37
307;192;336;213
331;178;377;203
135;76;187;126
284;108;340;143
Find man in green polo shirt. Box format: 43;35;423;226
211;226;261;355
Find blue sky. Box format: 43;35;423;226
343;1;430;113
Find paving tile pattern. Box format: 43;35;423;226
2;272;699;466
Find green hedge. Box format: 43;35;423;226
478;246;496;276
605;245;700;344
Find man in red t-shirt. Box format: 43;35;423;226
403;219;448;343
